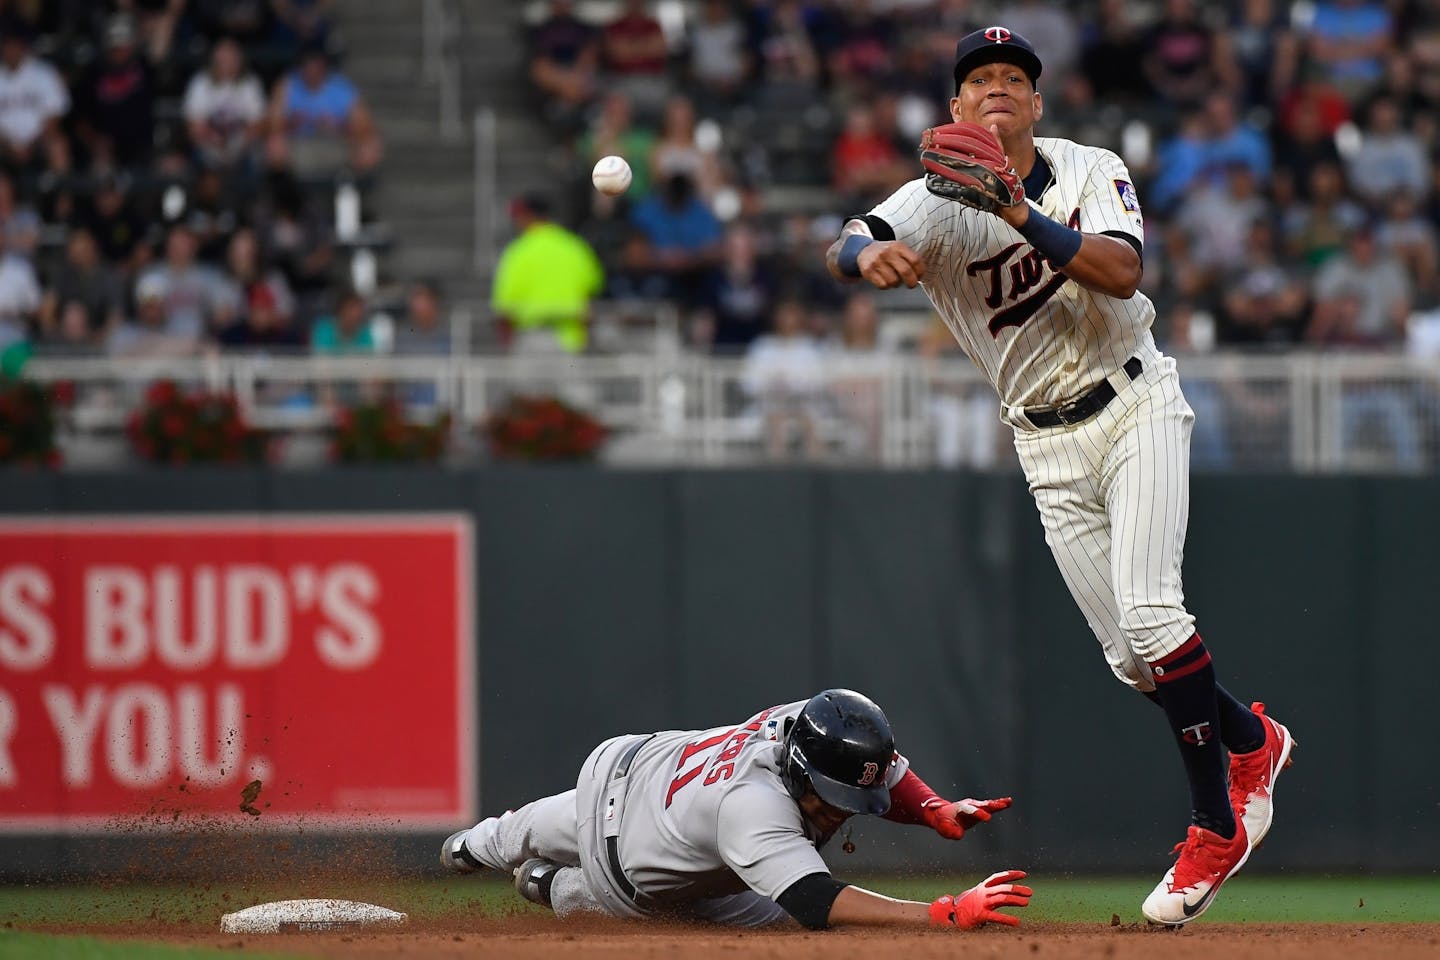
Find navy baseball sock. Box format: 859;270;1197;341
1142;683;1265;754
1148;634;1236;839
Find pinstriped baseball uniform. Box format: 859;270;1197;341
459;701;912;925
864;136;1194;686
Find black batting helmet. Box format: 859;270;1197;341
781;689;895;816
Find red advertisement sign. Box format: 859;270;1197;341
0;515;474;831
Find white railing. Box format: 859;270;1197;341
20;352;1440;473
473;107;498;276
422;0;463;142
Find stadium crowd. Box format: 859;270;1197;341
0;0;413;378
508;0;1440;465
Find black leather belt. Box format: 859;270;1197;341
1024;356;1142;428
605;735;654;903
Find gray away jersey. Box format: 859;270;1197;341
869;136;1155;407
615;701;910;905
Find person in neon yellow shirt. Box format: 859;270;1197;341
491;194;604;353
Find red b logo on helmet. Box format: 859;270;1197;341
984;26;1012;43
857;762;879;786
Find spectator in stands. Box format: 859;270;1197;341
213;227;294;334
1347;95;1430;208
0;17;70;178
217;281;303;350
688;0;750;105
310;289;376;353
1274;89;1346;200
183;168;242;263
1283;162;1368;266
184;37;267;179
603;0;667;78
579;92;656;201
1376;192;1439;303
743;298;825;461
1364;50;1429;126
266;45;382;179
271;0;334;59
1004;0;1079;88
1218;220;1309;347
1175;162;1271;276
39;228;122;344
827;291;888;461
1152;93;1271;211
0;230;38;351
133;225;226;344
492;193;604;354
260;175;333;300
1309;224;1411;347
630;172;722;308
751;0;820;93
107;271;203;358
603;230;669;303
74;14;157;171
1227;0;1297;107
1143;0;1228;109
831;102;910;207
1277;65;1353;143
392;279;450;355
528;0;600;120
1309;225;1422;470
1306;0;1394;97
651;94;721;200
192;0;272;48
0;170;37;261
708;222;774;353
1081;0;1151;105
826;2;898;97
76;170;150;275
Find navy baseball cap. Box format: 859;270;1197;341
953;26;1043;91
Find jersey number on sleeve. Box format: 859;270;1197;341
664;707;775;808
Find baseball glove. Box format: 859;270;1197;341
919;122;1024;213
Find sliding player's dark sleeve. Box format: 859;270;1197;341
776;873;850;930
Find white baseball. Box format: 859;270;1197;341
592;155;633;197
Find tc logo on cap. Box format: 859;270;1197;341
984;26;1012;43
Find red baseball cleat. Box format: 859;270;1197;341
1141;823;1250;926
1228;702;1296;851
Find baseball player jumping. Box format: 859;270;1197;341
824;29;1296;925
442;689;1031;931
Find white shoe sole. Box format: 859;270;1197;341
1142;839;1252;927
1243;721;1296;851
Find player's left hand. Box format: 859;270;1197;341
929;870;1032;929
921;796;1013;840
918;121;1023;213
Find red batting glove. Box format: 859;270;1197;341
921;796;1013;840
929;870;1032;929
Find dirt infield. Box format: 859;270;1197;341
47;915;1440;960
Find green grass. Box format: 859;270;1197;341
2;874;1436;958
0;929;298;959
866;874;1440;924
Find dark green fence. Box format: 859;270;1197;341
1;468;1434;877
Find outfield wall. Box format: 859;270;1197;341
0;468;1434;879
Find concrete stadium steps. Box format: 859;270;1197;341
333;0;562;316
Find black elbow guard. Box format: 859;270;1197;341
776;873;850;931
844;214;896;242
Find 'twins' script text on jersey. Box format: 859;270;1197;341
869;136;1152;408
